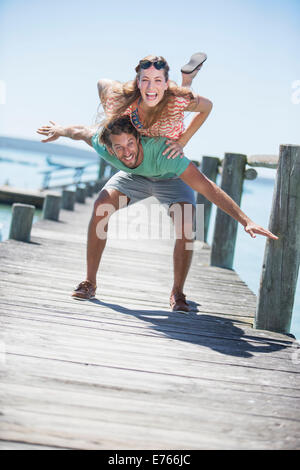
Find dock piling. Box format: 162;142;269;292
75;185;86;204
85;183;94;197
210;153;247;269
9;203;35;242
62;189;76;211
196;156;220;242
255;144;300;333
43;194;61;221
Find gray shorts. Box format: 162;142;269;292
102;171;196;207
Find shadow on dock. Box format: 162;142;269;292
89;299;290;359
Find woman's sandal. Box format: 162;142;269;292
181;52;207;74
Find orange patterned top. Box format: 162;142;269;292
104;92;191;140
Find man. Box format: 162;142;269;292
37;117;278;312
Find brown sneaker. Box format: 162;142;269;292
72;280;96;300
170;292;190;313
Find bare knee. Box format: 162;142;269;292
89;192;117;240
93;191;116;219
169;202;195;241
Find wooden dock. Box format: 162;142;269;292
0;195;299;450
0;185;46;209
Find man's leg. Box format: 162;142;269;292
72;188;129;299
169;202;195;312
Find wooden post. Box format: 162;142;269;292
109;165;118;176
255;144;300;334
76;185;86;204
9;203;35;242
90;181;97;194
85;183;94;197
196;156;220;242
98;159;106;179
211;153;247;269
62;189;76;211
244;168;258;180
94;177;109;193
43;194;61;221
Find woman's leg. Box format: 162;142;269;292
181;52;207;88
181;65;203;88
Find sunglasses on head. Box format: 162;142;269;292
139;59;167;70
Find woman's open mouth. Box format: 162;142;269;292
145;92;158;101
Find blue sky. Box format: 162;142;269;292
0;0;299;160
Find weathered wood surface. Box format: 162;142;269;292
42;194;61;221
61;189;76;211
255;144;300;333
0;196;299;450
0;185;45;208
197;156;219;242
211;153;247;269
9;203;35;242
247;154;279;169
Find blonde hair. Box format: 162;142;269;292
102;55;194;129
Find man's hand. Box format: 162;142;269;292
37;122;94;147
244;221;278;240
37;121;64;143
162;139;184;159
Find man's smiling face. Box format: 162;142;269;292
108;132;143;168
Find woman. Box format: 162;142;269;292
97;53;212;159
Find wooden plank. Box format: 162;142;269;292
247;154;278;168
1;386;299;450
0;185;45;208
1;195;299;450
0;441;65;450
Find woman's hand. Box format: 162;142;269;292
162;139;185;159
37;121;64;143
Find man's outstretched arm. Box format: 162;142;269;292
180;162;278;240
37;121;95;147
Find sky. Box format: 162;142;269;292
0;0;299;161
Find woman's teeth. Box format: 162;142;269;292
146;92;157;100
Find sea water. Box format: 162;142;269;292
0;149;299;339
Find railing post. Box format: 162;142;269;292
94;177;109;193
9;203;35;242
109;165;118;176
211;153;247;269
85;183;94;197
255;144;300;334
76;185;86;204
98;159;106;179
196;156;220;242
43;194;61;221
90;181;97;194
62;189;76;211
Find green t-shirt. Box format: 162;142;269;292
91;134;191;179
